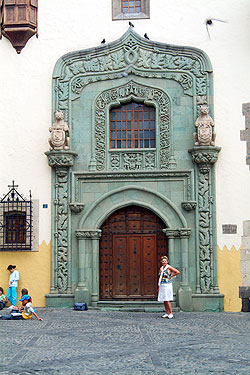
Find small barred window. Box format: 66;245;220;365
122;1;141;14
110;102;156;149
112;0;150;20
0;182;32;251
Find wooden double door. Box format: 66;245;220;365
99;206;168;300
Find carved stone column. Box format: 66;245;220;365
75;229;102;306
45;150;77;306
189;146;221;295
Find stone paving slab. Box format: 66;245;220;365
0;308;249;375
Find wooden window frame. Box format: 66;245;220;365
110;101;156;149
5;211;27;244
112;0;150;20
121;1;141;14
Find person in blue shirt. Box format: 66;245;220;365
6;265;19;308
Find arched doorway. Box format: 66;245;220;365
99;205;168;300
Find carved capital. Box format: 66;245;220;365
188;146;221;165
162;228;191;238
69;203;85;214
45;150;78;168
76;229;102;240
182;201;197;211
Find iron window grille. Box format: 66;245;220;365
110;101;156;149
0;181;32;250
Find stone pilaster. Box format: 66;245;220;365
189;146;221;295
75;229;102;305
45;150;77;301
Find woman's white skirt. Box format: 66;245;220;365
158;283;173;302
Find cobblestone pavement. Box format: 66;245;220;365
0;308;249;375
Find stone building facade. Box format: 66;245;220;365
0;0;249;311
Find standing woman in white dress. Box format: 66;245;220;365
158;256;180;319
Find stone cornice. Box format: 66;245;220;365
73;169;193;180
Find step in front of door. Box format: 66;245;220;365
97;301;179;312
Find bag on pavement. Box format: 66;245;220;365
73;302;88;311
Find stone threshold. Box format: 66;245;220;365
97;300;179;312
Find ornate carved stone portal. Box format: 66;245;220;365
45;29;223;312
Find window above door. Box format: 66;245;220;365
110;101;156;149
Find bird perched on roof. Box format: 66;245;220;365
129;21;134;28
144;33;149;40
205;18;227;39
101;39;106;44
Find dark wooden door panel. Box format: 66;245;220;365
128;235;142;297
113;236;127;298
142;235;156;297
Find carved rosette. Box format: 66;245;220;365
76;229;102;240
189;146;221;293
95;80;170;170
45;150;77;293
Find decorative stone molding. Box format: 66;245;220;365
189;146;221;165
189;146;221;294
162;228;191;238
182;201;197;211
75;229;102;240
45;150;78;168
110;150;156;171
45;150;78;294
69;203;85;214
53;28;212;123
72;170;194;204
94;80;171;170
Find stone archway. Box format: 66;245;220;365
99;205;168;300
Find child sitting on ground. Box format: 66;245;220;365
0;287;7;310
0;294;43;321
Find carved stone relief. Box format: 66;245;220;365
110;151;156;171
94;80;170;170
55;169;69;293
189;146;220;293
53;29;211;120
75;229;102;240
45;150;77;294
